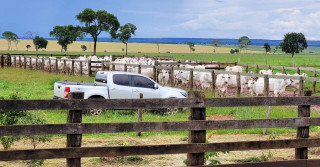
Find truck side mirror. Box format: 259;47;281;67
154;84;158;89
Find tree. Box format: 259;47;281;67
187;42;195;53
117;23;137;56
81;45;87;52
280;32;308;58
50;25;83;52
263;43;271;54
33;36;48;51
26;44;31;51
155;40;160;53
238;36;251;53
2;31;18;51
273;46;280;54
76;8;120;55
14;39;20;50
211;40;222;53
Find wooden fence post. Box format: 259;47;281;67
0;54;4;68
71;60;75;75
80;61;83;76
124;64;127;72
299;77;304;96
23;57;26;69
88;60;92;77
246;65;249;73
42;57;45;71
256;65;259;74
19;56;21;68
295;90;312;159
187;91;206;166
236;72;241;97
101;61;105;71
63;59;66;74
35;57;38;70
55;59;58;74
14;56;16;67
49;58;51;73
297;67;300;75
189;69;193;90
152;65;156;81
313;71;317;93
7;54;11;67
67;92;84;167
211;71;216;94
263;74;270;135
112;63;115;71
137;93;143;136
29;57;32;70
282;66;286;74
138;65;141;74
170;66;174;86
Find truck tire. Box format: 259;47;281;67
83;96;105;116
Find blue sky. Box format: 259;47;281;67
1;0;320;40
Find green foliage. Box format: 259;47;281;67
23;159;45;167
263;43;271;54
280;32;308;57
187;42;195;53
0;93;27;150
33;36;48;51
76;8;120;55
2;31;18;51
234;48;239;53
211;40;222;47
50;25;83;52
81;45;87;52
117;23;137;56
230;49;235;54
273;46;280;54
234;157;261;162
26;44;31;51
238;36;251;53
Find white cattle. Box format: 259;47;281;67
216;74;230;97
225;66;243;72
247;77;293;97
287;72;307;96
259;69;273;75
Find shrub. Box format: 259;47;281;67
230;49;235;54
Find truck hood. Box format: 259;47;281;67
163;86;187;97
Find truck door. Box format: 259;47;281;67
109;74;133;99
131;75;160;99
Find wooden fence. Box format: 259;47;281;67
1;54;320;95
1;92;320;166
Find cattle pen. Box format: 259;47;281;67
1;91;320;166
1;54;320;97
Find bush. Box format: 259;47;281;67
230;49;235;54
166;51;170;53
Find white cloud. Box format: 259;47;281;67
167;0;320;39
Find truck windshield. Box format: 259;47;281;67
95;75;107;83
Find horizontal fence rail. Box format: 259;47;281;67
1;118;320;136
1;138;320;161
1;97;320;111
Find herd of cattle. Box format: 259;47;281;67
12;55;308;97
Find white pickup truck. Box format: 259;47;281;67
53;71;187;115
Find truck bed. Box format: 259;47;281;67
55;81;106;86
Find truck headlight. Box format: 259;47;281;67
180;91;187;97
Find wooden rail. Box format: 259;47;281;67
0;92;319;166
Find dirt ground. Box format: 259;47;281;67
1;132;320;167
